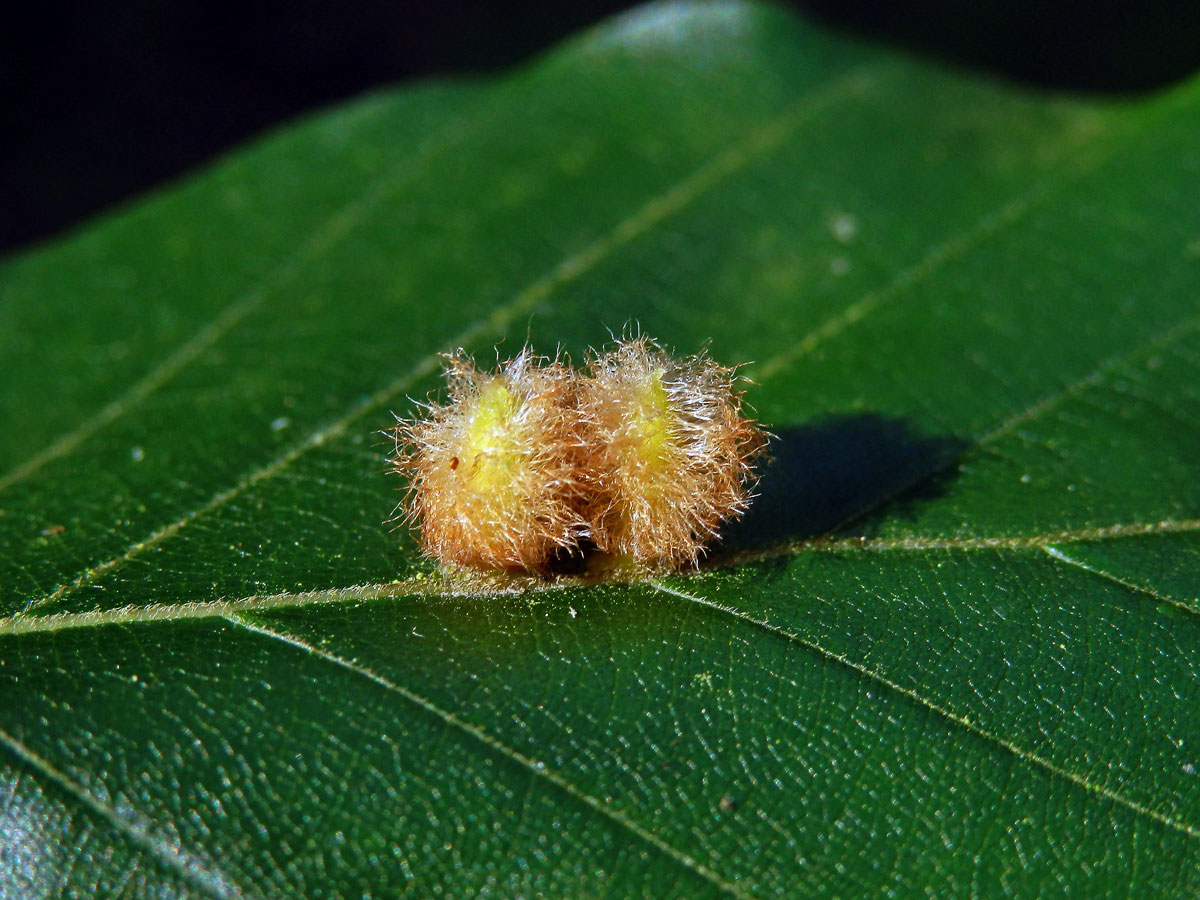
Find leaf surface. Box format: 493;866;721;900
2;2;1199;896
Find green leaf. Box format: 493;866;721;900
3;1;1199;895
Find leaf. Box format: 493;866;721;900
2;1;1199;895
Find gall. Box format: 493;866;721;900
391;349;588;570
578;337;767;570
391;338;766;573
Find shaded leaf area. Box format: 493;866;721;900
722;416;970;549
2;1;1200;896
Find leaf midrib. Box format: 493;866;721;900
3;513;1196;639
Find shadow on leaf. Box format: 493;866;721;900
717;414;969;555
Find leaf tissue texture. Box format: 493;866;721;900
2;1;1199;896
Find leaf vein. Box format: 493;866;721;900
1043;545;1192;612
735;316;1200;571
0;727;245;900
753;189;1048;382
751;96;1137;382
0;103;489;497
224;613;749;898
737;517;1200;566
650;582;1200;842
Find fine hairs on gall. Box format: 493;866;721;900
577;336;767;570
389;337;766;573
391;348;589;570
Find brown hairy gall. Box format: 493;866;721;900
391;348;587;571
577;336;767;570
390;336;766;574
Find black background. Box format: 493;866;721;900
4;0;1200;257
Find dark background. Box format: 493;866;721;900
4;0;1200;258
